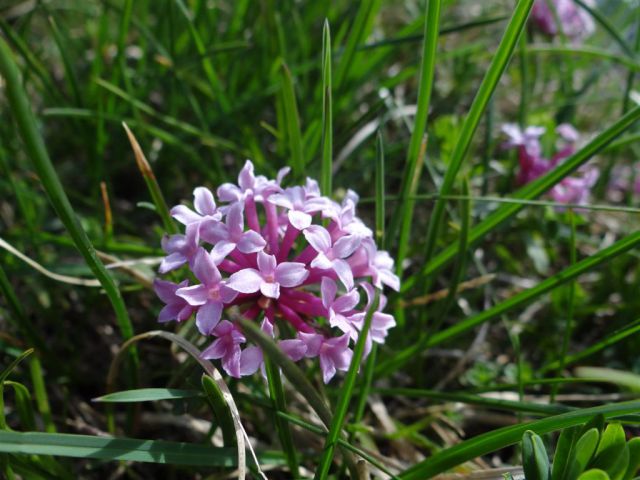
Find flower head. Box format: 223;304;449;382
502;123;599;206
531;0;595;42
154;161;399;382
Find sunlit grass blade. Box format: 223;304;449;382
122;123;178;235
0;349;33;430
334;0;383;89
526;44;640;72
174;0;230;112
398;400;640;479
280;62;305;179
0;38;139;375
374;387;572;416
93;388;200;403
542;316;640;373
426;229;640;348
264;359;299;478
406;105;640;291
419;0;535;271
573;0;635;57
320;19;332;197
47;16;82;106
27;359;55;434
201;374;236;447
0;431;283;467
314;291;379;480
389;0;441;266
237;319;358;476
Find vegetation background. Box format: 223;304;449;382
1;0;640;478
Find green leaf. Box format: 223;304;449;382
623;438;640;480
419;0;534;273
591;424;629;480
523;430;550;480
320;19;333;198
567;428;600;480
398;400;640;479
280;62;305;179
201;375;236;447
552;426;580;480
578;470;611;480
0;431;283;467
575;368;640;393
93;388;201;403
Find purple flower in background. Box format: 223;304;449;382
154;160;398;382
502;123;599;206
531;0;595;42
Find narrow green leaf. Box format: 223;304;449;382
578;470;611;480
28;359;55;433
320;19;333;197
591;423;629;479
264;359;299;478
398;400;640;479
419;0;535;272
575;368;640;392
526;44;640;72
0;38;138;373
314;291;379;480
47;16;82;106
390;0;441;264
623;438;640;480
0;431;283;467
523;430;550;480
3;381;35;431
573;0;634;57
427;230;640;347
567;428;600;480
280;62;305;179
201;375;236;447
405;105;640;293
552;426;580;480
375;131;385;244
93;388;200;403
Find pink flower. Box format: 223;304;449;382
531;0;595;42
502;123;598;206
155;160;398;382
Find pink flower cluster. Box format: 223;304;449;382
154;161;399;383
502;123;599;205
531;0;595;42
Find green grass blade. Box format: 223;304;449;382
314;291;379;480
426;229;640;348
573;0;635;57
174;0;230;112
28;359;55;433
237;319;358;476
374;387;572;416
391;0;441;269
280;62;305;179
93;388;200;403
419;0;534;271
398;400;640;479
542;317;640;373
0;431;283;467
320;19;333;197
375;131;386;244
264;358;299;478
47;15;82;106
526;44;640;72
406;105;640;291
0;38;138;373
334;0;383;89
122;123;178;235
201;375;236;447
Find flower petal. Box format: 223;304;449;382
237;230;266;254
170;205;201;225
275;262;309;287
159;252;187;274
195;301;223;335
211;241;236;263
257;251;277;275
260;281;280;299
158;304;182;323
288;210;312;230
239;346;263;375
332;258;354;290
226;268;263;293
279;339;306;361
333;288;360;313
193;187;216;216
321;277;337;309
176;284;209;306
267;193;293;210
192;248;222;285
303;225;331;253
333;234;361;259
